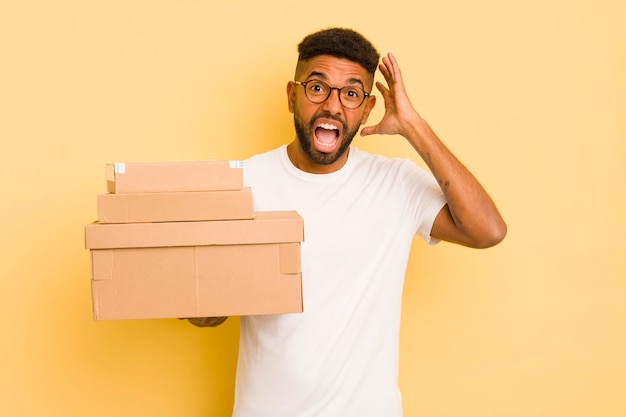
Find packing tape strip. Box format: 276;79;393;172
113;163;126;174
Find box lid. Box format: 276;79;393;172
85;211;303;249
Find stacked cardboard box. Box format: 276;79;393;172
85;161;304;320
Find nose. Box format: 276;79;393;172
322;87;343;113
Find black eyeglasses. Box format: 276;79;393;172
294;79;370;109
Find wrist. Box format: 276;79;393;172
403;114;435;150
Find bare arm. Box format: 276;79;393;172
361;53;507;248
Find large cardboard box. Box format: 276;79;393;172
97;187;255;223
90;243;301;320
106;160;244;193
85;211;304;320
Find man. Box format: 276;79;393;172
188;28;506;417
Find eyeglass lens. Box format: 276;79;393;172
300;80;367;109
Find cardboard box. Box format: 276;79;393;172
91;243;302;320
85;211;302;249
97;188;255;223
106;160;244;193
85;211;304;320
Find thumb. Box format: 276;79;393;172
360;124;379;137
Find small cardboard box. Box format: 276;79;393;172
97;187;255;224
85;211;304;320
106;160;244;193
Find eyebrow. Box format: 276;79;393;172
305;71;366;89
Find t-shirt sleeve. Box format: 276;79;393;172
399;159;448;245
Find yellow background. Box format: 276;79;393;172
1;1;624;416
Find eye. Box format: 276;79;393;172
307;81;327;95
342;88;362;101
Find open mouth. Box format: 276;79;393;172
314;121;341;152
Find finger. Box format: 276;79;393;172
360;124;379;137
375;81;389;98
387;53;404;85
382;55;394;83
378;60;393;86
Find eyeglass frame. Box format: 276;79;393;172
293;79;371;109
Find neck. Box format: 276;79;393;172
286;141;349;174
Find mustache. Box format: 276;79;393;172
309;112;347;130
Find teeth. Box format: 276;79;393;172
317;123;338;130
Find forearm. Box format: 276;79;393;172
404;115;507;248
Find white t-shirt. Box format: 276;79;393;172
232;145;447;417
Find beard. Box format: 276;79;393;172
293;109;361;166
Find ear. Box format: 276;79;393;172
287;81;296;114
359;94;377;125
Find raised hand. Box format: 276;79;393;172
360;53;421;138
